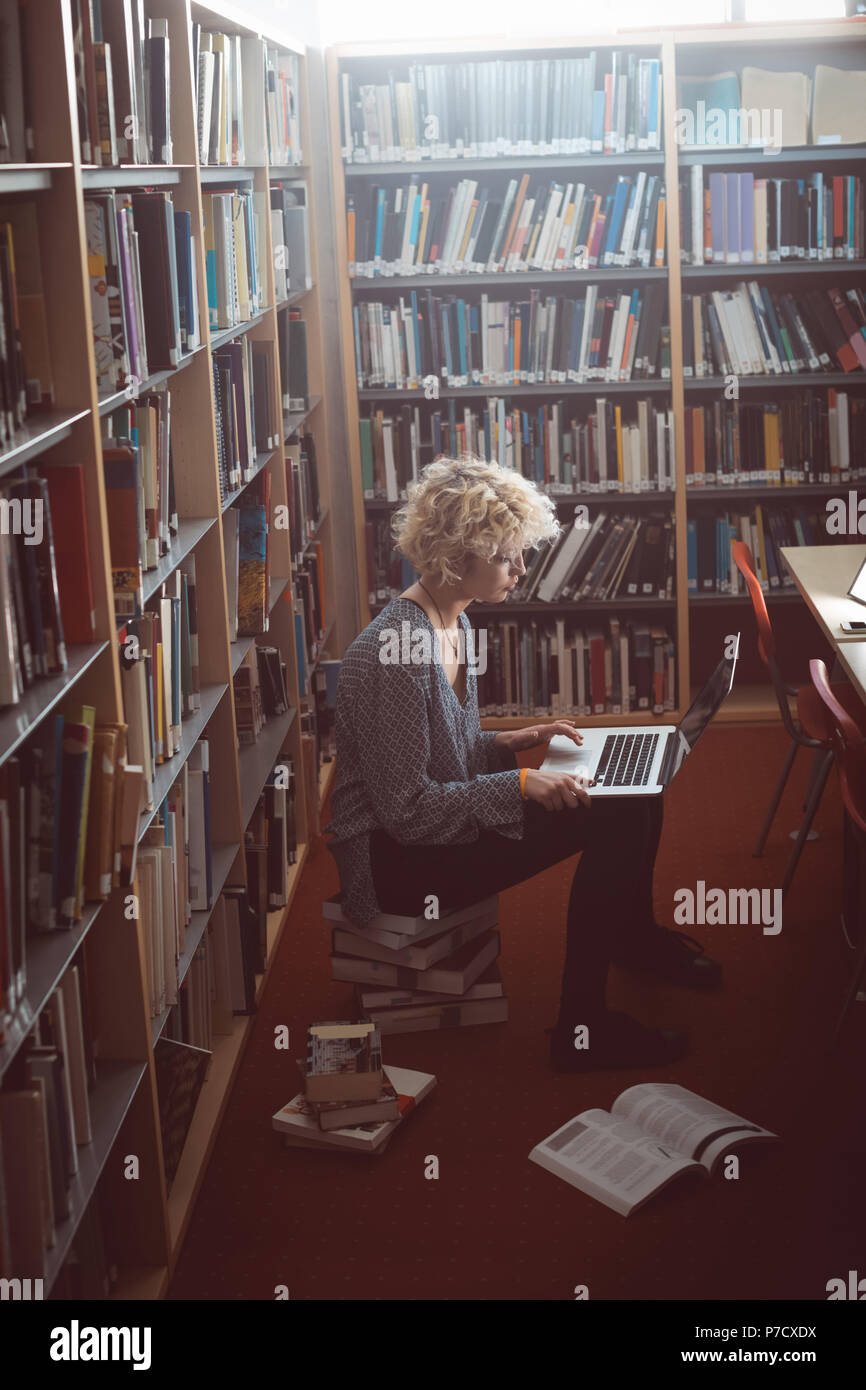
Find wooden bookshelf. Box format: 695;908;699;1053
0;0;338;1300
327;17;866;726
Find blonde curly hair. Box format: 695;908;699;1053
392;455;560;587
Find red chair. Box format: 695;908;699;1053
731;541;866;895
808;658;866;1047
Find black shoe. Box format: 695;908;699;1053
547;1011;689;1072
613;927;722;988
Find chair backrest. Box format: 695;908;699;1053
809;658;866;835
730;538;811;741
731;540;775;664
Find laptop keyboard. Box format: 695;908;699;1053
594;732;660;788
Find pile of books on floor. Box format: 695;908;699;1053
271;1021;435;1155
325;895;508;1034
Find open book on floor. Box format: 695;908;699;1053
529;1083;778;1216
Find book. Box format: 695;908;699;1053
529;1082;777;1216
304;1021;383;1102
272;1064;435;1154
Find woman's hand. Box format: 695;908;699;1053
523;768;593;811
494;720;584;754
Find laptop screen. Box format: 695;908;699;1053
678;635;739;752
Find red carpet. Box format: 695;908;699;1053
168;725;865;1301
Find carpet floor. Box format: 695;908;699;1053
168;724;866;1301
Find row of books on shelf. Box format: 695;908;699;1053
0;708;141;979
3;0;169;167
193;24;303;168
119;596;200;815
519;512;675;604
285;429;321;565
347;170;667;278
360;397;677;500
682;284;866;380
0;202;53;443
680;169;865;267
293;547;328;695
339;53;663;163
0;0;303;169
675;64;866;150
353;283;671;391
0;954;101;1278
83;181;310;402
366;511;676;609
0;848;286;1280
473;620;676;717
233;645;290;745
224;474;271;640
687;505;847;596
141;755;298;1028
683;391;866;487
86;189;201;389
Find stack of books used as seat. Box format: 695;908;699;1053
271;1021;435;1155
324;895;508;1034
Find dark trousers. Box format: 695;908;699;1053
369;794;665;1027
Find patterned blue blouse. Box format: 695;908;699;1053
328;596;523;924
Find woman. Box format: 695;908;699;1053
328;457;720;1071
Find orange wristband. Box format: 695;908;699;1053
519;768;529;798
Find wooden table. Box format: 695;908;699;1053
781;544;866;701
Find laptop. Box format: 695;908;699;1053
539;634;739;797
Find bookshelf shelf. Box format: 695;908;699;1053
470;597;676;615
0;641;110;769
0;166;57;192
44;1060;149;1289
364;491;674;512
345;152;667;178
138;683;228;841
0;408;92;475
350;268;669;291
689;590;804;605
149;842;241;1046
685;483;845;502
683;373;866;392
297;506;329;561
306;617;336;685
220;449;280;512
209;306;275;350
269;574;291;611
198;166;257;183
278;286;316;307
330;18;866;727
357;382;671;401
284;394;322;435
677;145;866;168
97;348;205;415
140;518;218;606
238;707;298;825
0;901;104;1081
80;166;191;189
0;0;341;1302
681;260;866;280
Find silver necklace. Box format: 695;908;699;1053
417;579;459;661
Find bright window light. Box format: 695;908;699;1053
318;0;729;45
746;0;844;16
